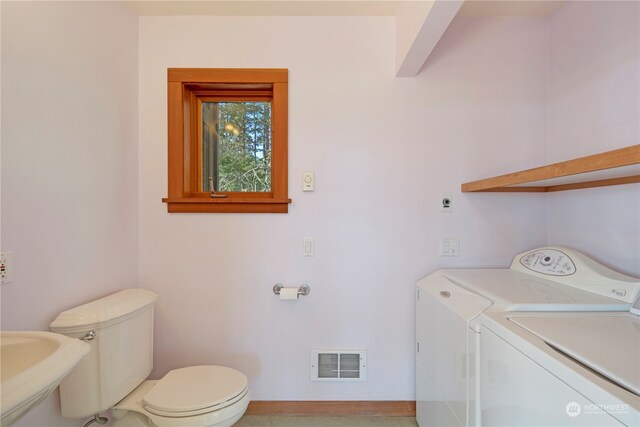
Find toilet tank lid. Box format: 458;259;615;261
50;289;159;332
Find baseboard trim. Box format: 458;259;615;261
245;401;416;417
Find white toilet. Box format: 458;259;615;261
50;289;250;427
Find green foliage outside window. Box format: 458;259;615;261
203;101;272;192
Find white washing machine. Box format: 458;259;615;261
480;294;640;426
415;247;639;427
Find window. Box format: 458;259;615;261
163;68;290;213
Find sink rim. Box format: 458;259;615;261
1;331;90;426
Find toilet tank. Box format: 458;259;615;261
50;288;158;419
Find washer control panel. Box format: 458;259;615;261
519;249;576;276
511;246;639;303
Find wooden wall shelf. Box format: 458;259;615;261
461;145;640;193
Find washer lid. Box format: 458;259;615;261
143;366;248;413
511;313;640;396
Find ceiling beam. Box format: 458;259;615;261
395;0;464;77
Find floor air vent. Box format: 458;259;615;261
310;350;367;381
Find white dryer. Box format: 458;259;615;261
415;247;639;427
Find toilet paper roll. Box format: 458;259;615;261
279;287;299;300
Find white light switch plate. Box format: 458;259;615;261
304;238;314;257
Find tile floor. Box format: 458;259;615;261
235;416;419;426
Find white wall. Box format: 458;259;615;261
546;1;640;275
138;15;548;400
1;1;138;425
5;0;633;418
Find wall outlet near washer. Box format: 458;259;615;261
440;238;459;257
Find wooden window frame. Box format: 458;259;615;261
163;68;290;213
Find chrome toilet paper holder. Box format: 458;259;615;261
273;283;311;297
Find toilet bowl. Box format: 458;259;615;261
112;366;250;427
50;289;250;427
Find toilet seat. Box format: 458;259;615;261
142;366;248;418
112;376;251;427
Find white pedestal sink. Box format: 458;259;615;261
1;331;90;426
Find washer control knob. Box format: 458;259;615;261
540;255;553;266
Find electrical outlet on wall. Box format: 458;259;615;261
1;251;13;284
440;238;459;257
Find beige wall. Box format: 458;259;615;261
546;1;640;275
1;1;138;425
2;2;637;425
138;14;548;400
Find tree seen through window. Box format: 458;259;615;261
202;101;271;192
